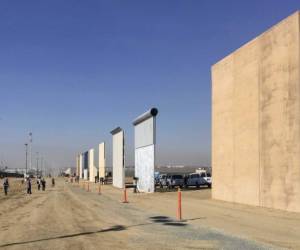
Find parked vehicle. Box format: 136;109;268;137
166;174;184;189
158;172;211;189
186;173;207;188
159;174;168;187
158;174;184;189
201;172;212;188
154;172;160;185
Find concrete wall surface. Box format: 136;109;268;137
83;169;88;180
79;154;83;179
135;118;155;148
135;145;155;192
94;146;99;177
83;151;89;170
112;131;124;188
134;115;156;193
99;142;106;178
212;11;300;212
89;149;97;182
76;154;80;177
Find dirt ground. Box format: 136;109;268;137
0;178;299;250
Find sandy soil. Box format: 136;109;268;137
0;178;299;250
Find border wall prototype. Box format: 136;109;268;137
99;142;106;179
83;151;89;180
79;153;83;179
89;148;97;182
133;108;158;193
110;127;125;188
212;11;300;212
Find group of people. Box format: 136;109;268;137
2;177;56;196
36;178;46;191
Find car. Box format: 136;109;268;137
166;174;184;189
186;173;207;188
154;171;160;185
159;174;168;187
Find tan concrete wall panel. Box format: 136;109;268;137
76;154;80;177
99;142;106;178
212;56;235;202
212;11;300;212
232;44;260;206
259;13;300;211
112;131;124;188
79;154;83;179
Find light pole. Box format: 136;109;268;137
40;156;43;177
25;143;28;177
29;132;32;172
36;152;39;177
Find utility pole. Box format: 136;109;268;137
29;132;32;173
40;156;43;177
36;152;39;177
25;143;28;177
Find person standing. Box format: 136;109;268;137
27;178;32;194
41;178;46;191
3;178;9;196
37;178;41;191
51;178;55;187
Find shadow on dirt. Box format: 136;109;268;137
0;216;204;247
149;215;187;227
0;225;126;248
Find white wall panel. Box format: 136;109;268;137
83;169;88;180
135;117;155;148
135;145;155;192
89;149;97;182
112;131;124;188
133;110;157;193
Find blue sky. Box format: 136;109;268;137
0;0;299;169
